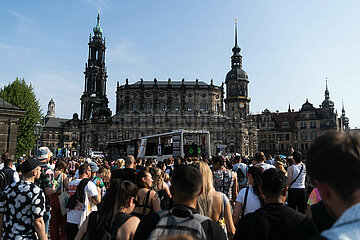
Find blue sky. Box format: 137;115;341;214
1;0;359;127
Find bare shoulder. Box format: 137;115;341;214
117;216;140;240
125;215;140;225
213;191;222;204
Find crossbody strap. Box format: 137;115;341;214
143;189;152;215
220;193;225;219
241;187;250;218
289;164;304;188
110;213;132;238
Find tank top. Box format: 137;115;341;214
289;163;306;189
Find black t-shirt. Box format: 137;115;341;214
111;168;136;183
133;205;226;240
234;203;318;240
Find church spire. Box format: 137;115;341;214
93;11;103;38
321;77;334;109
232;19;241;56
325;77;330;100
231;19;242;69
341;99;350;130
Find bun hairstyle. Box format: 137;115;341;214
97;180;138;231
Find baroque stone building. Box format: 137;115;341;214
38;14;352;159
79;15;258;157
0;97;25;159
41;99;81;156
251;81;349;156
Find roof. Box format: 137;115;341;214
133;80;209;86
118;80;222;90
43;117;70;128
0;97;24;111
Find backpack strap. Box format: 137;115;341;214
109;213;132;238
222;172;226;194
75;178;91;203
220;193;225;219
142;189;152;215
241;187;250;218
289;164;304;188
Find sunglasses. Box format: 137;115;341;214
133;198;138;206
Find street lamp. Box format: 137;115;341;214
33;121;43;156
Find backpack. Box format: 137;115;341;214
147;205;210;240
237;167;246;183
66;178;91;210
0;171;7;192
0;167;16;192
82;211;132;240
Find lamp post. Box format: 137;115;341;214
33;121;43;157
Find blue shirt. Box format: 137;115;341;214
322;203;360;240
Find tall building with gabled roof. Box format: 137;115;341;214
251;80;347;156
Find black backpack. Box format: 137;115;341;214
66;178;91;210
82;211;132;240
237;167;246;183
0;171;7;192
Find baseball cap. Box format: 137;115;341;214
37;147;54;160
22;159;46;173
89;161;99;172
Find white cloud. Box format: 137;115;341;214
8;10;36;35
107;38;144;64
0;41;33;59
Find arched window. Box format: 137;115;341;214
230;145;235;153
173;101;179;111
130;102;137;111
158;102;166;111
187;102;193;111
200;102;208;111
144;102;152;112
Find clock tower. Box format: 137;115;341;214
224;20;250;119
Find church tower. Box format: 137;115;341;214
321;79;337;128
80;13;111;121
341;101;350;130
224;20;250;119
45;98;56;118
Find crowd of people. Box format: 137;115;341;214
0;131;359;240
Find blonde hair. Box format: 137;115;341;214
102;168;111;182
194;161;214;217
117;158;125;169
275;161;287;175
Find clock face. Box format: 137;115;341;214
239;103;245;108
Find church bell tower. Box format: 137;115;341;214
80;13;111;121
224;20;250;119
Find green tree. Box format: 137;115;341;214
0;78;42;156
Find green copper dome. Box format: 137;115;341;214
93;13;103;38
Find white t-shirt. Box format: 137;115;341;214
236;187;261;216
288;163;306;189
255;162;275;171
74;169;79;179
67;179;98;225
